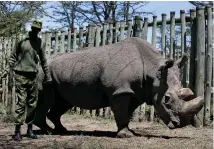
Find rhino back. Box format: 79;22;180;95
46;38;145;107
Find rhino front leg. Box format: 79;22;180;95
110;93;134;138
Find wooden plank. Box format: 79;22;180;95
120;21;125;41
139;17;148;121
54;31;59;55
142;18;148;40
45;32;51;59
73;28;77;52
194;6;206;127
102;23;107;46
170;11;175;59
189;9;197;94
133;16;142;38
59;31;65;53
88;24;96;48
95;25;101;47
161;13;167;58
180;10;187;87
203;5;213;126
114;22;119;43
67;28;71;52
79;27;84;48
150;15;157;122
127;19;133;38
108;22;113;44
99;108;103;117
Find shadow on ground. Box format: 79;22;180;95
32;129;191;139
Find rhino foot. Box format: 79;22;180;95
53;126;68;135
33;121;54;135
116;127;134;138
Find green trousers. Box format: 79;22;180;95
14;71;38;125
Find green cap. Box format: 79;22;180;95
31;19;42;29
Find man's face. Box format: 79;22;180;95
31;27;41;35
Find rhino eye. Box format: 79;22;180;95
165;94;171;104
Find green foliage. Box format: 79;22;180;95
0;11;31;36
0;2;45;36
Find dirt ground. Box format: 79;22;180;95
0;114;213;149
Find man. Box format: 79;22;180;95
7;20;52;141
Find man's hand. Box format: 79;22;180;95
43;76;52;84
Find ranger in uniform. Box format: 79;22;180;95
7;20;52;141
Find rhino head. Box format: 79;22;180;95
152;54;204;129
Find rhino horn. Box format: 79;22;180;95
176;88;194;101
180;96;204;116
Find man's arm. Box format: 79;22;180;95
38;40;52;82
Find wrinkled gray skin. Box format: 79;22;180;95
34;37;204;138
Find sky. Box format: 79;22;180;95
26;1;196;30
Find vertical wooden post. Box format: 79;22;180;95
189;9;197;94
87;24;96;117
102;23;107;46
95;25;101;47
161;13;167;58
79;27;84;49
108;22;113;44
11;36;16;113
127;19;133;38
88;24;95;48
194;6;205;127
212;11;214;108
170;11;175;59
120;21;125;41
54;31;59;55
151;16;157;47
73;28;77;52
78;26;85;115
2;37;6;105
132;16;143;121
150;15;157;122
139;17;148;121
60;31;65;53
67;28;71;52
180;10;188;87
142;18;148;40
4;37;9;107
133;16;142;38
204;5;213;126
45;32;51;59
114;21;119;43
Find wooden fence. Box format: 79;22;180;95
0;6;213;126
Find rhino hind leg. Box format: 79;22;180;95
47;96;72;134
33;85;55;134
110;93;135;138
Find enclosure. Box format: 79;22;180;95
0;6;213;128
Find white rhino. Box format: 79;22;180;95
34;37;204;138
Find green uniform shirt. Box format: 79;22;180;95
8;32;51;80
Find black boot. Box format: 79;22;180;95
26;124;38;139
14;125;22;141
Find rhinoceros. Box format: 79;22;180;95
33;37;204;138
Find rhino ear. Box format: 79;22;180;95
164;59;174;69
157;59;174;79
176;54;188;68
